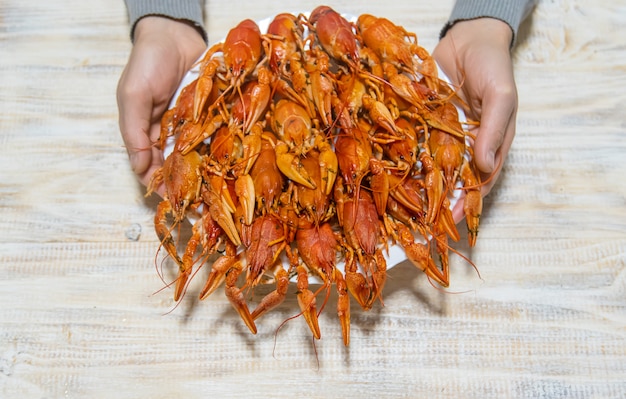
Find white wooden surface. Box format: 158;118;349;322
1;1;625;398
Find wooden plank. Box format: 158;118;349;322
1;0;625;398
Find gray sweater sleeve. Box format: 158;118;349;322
124;0;207;42
440;0;537;47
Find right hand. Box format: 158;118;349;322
116;16;206;194
432;18;518;223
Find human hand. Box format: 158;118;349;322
432;18;518;223
117;16;206;195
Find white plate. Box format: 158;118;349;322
163;13;467;283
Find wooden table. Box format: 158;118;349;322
1;1;625;397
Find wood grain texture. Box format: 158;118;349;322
1;0;625;398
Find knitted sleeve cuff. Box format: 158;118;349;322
125;0;207;42
440;0;536;47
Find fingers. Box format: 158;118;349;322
451;80;517;224
471;77;517;197
117;71;154;178
473;81;517;171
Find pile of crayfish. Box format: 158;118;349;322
148;6;483;346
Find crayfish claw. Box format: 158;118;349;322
368;249;387;308
275;142;317;189
334;268;351;346
343;249;372;310
251;267;289;321
296;266;321;339
438;197;460;242
224;264;257;334
315;136;338;195
199;245;238;300
205;191;242;247
423;102;466;139
464;190;481;247
396;223;449;287
420;151;444;226
460;161;482;247
154;200;184;266
193;57;220;122
235;174;256;226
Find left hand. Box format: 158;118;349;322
116;16;206;195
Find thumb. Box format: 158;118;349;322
117;78;154;176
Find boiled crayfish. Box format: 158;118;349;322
149;6;484;346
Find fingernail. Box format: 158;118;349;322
129;152;139;172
